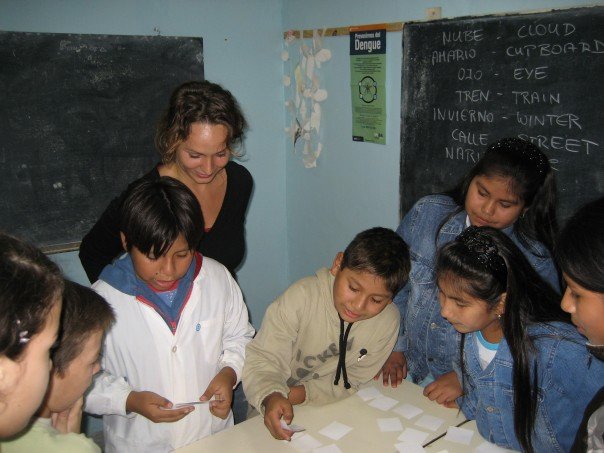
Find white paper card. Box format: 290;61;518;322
356;386;382;401
444;426;474;445
414;414;444;431
318;421;353;441
393;403;424;420
377;417;404;432
368;395;399;411
475;441;510;453
394;442;426;453
289;433;323;451
313;445;342;453
280;419;306;432
397;427;430;444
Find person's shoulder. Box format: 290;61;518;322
413;194;457;212
197;256;234;282
277;268;330;309
227;161;252;185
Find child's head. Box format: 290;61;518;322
155;80;248;163
44;281;114;414
436;227;508;336
119;177;203;291
450;137;557;251
330;227;410;323
0;233;64;437
558;197;604;347
436;226;563;334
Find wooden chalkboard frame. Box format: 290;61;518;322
400;6;603;224
0;31;204;252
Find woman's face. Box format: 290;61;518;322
561;274;604;345
465;175;526;230
0;298;62;437
174;122;230;185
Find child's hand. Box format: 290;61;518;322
126;390;194;423
200;366;237;419
262;392;295;441
374;351;408;387
423;370;462;406
51;396;84;434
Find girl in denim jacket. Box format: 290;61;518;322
558;197;604;452
435;226;604;453
378;138;560;395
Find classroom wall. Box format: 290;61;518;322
0;0;598;329
282;0;599;284
0;0;288;328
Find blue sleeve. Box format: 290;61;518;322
393;208;416;352
534;254;561;294
535;334;604;452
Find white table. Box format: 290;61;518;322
175;379;511;452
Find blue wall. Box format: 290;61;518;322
0;0;598;328
282;0;598;284
0;0;288;328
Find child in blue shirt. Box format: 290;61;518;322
85;177;254;452
436;226;603;452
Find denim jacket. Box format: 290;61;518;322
393;195;560;382
456;322;604;452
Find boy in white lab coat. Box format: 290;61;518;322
85;177;254;453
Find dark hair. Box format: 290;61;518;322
445;137;558;254
52;281;115;376
340;227;410;295
0;233;64;360
436;226;568;453
155;80;248;163
557;197;604;293
119;177;204;257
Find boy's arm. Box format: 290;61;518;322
217;270;256;384
302;309;400;405
84;370;135;418
242;287;303;414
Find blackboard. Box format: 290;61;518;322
0;32;204;251
400;6;603;224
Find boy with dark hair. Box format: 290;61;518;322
243;227;410;440
2;280;115;452
84;177;254;452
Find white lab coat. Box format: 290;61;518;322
85;256;255;453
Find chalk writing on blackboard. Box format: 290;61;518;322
400;6;603;223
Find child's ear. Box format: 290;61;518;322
330;252;344;276
496;292;507;317
119;232;128;252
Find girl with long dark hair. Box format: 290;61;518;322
557;196;604;452
378;138;560;402
436;226;603;452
